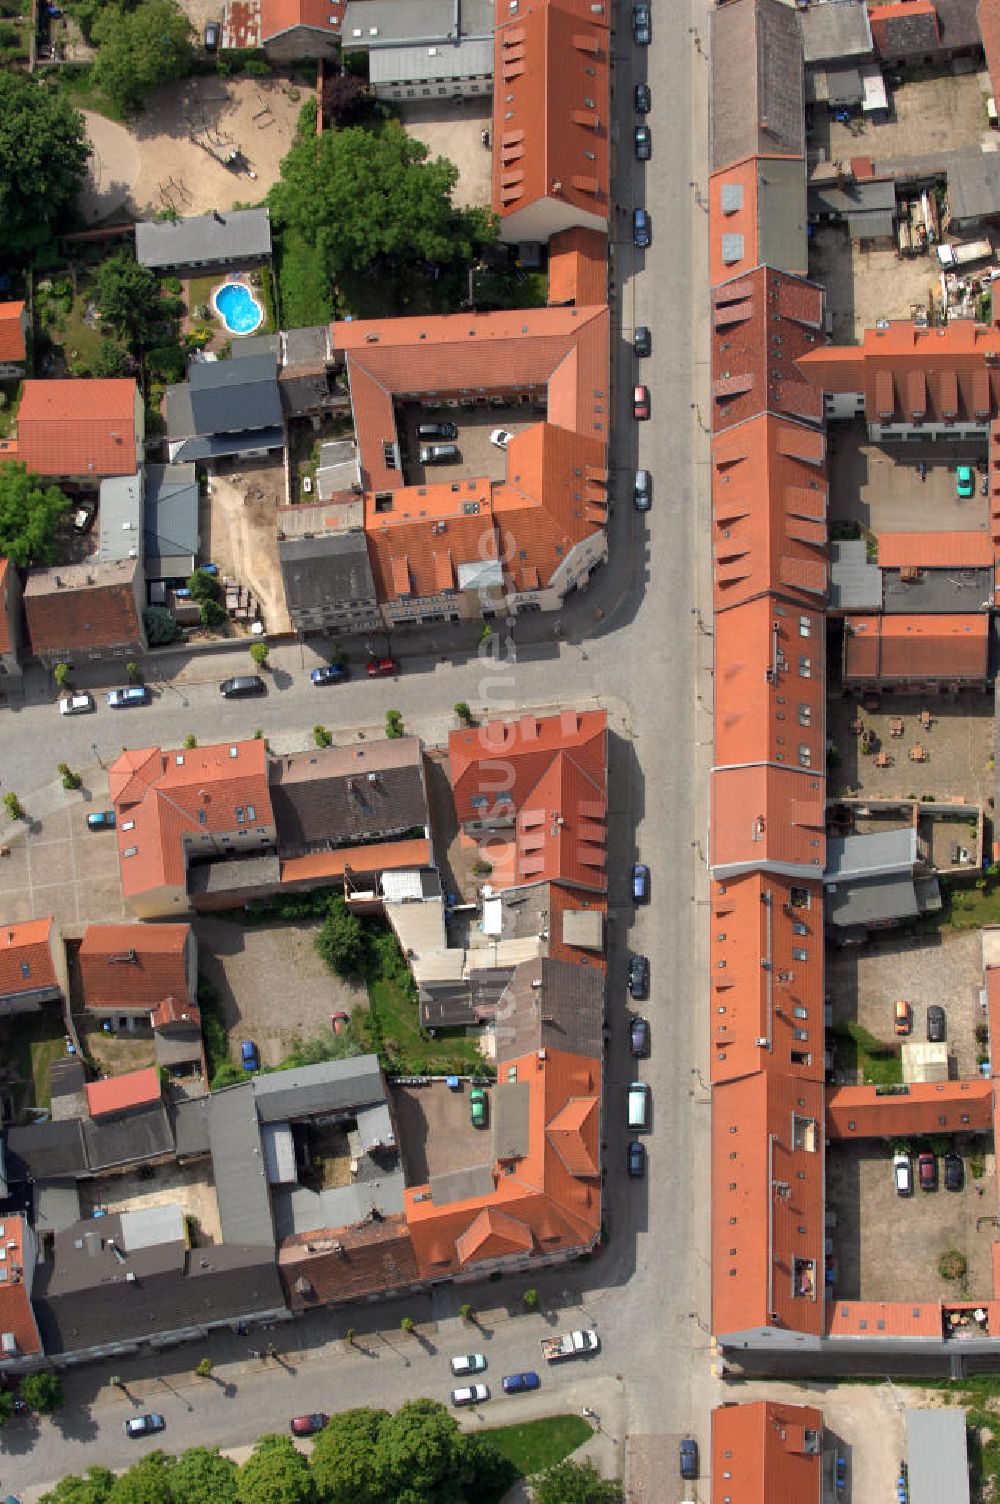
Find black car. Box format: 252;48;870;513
220;675;266;699
311;664;350;686
627;953;649;1001
632;3;650;44
634;81;651;113
630;1015;649;1057
634;325;651;357
679;1439;699;1481
417;421;458;441
634;125;651;161
627;1140;646;1178
926;1005;946;1042
944;1152;964;1191
632;208;650;249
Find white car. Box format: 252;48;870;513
451;1384;489;1407
302;475;313;494
893;1151;912;1197
59;693;95;716
489;428;514;449
450;1353;487;1376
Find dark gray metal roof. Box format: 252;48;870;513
252;1055;387;1123
173;1096;212;1158
494;957;605;1065
904;1408;971;1504
829;540;882;611
808;176;896;219
799;0;872;62
826;871;921;927
493;1079;531;1161
208;1083;276;1246
824;63;864;105
81;1100;174;1172
757;158;808;274
710;0;805;172
427;1163;495;1206
187;353;283;435
169;428;286;463
135;208;272;270
144;462;199;572
270;739;426;855
33;1180;81;1235
187;852;282;895
279;529;377;616
154;1026;203;1066
947;154;1000;223
274;1164;405;1238
4;1121;87;1182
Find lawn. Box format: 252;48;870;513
39;64;128;124
483;1414;592;1479
35;273;127;375
2;1010;70;1112
831;1022;903;1086
0;381;21;439
362;976;488;1077
935;880;1000;931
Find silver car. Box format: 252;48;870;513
450;1353;487;1376
451;1384;489;1406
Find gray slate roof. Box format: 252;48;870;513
252;1054;387;1123
904;1407;971;1504
269;739;427;855
883;566;993;614
144;462;199;572
494;957;605;1066
135;208;272;270
81;1100;174;1172
173;1095;212;1158
187;352;283;435
4;1121;86;1182
208;1082;276;1246
279;529;377;615
825;827;917;882
799;0;872;62
710;0;805;171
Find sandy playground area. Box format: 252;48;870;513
80;75;306;223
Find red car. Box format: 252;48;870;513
290;1413;329;1436
633;384;650;420
366;657;400;677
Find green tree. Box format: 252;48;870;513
0;461;70;567
249;640;269;667
385;709;404;739
235;1434;315;1504
188;568;222;603
3;791;24;820
400;1315;414;1334
315;894;365;977
107;1454;173;1504
54;661;71;690
0;73;90;257
522;1287;539;1310
38;1467;116;1504
92;0;195;114
282;1031;362;1068
200;598;228;630
453;701;471;724
377;1398;478;1504
142;606;180;646
309;1407;388;1504
321;72;370;126
21;1372;65;1412
0;1388;14;1426
532;1459;624;1504
92;250;165;349
91;340;130;377
168;1446;238;1504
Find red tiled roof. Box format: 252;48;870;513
711;1401;823;1504
16;379;137;477
878;530;994;569
826;1080;994;1139
261;0;344;39
492;422;610;591
0;302;26;363
712;269;825;432
109;740;274;905
279;836;430;885
714;597;825;771
842;613;989;683
547;883;606;970
85;1065;161;1117
0;918;58;1000
151;994;201;1030
708;156;808;288
712;1072;826;1339
0;1216;43;1357
279;1214;420;1307
710;874;824;1086
825;1300;943;1339
24;559;143;657
492;0;610;230
79;923;192;1011
798;320;1000;425
364;483;498;602
547;228;608;306
711;765;826;877
712;414;828;611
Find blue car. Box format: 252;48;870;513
632;863;650;903
107;686;151;708
87;810;116;831
310;664;349;686
502;1371;540;1394
240;1039;260;1072
633;208;651;249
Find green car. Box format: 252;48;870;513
956;465;974;499
470;1087;488;1128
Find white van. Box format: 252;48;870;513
627;1082;649;1132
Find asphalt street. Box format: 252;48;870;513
0;0;715;1494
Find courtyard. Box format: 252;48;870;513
815;70;992;166
827;691;995;811
0;795;127;930
808;224;944;343
201;458;292;635
828;423;989;534
392;1079;495;1186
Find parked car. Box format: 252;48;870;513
417;421;458;440
219;675;265;699
634;81;651;113
918;1150;938;1191
926;1004;946;1042
311;664;350;686
489;429;514;449
302;475;313;494
634;469;652;512
628;953;649;1000
957;465;974;498
634;125;652;160
290;1413;328;1436
419;443;460;465
124;1413;165;1439
502;1371;540;1394
469;1086;488;1128
107;686;151;708
451;1384;489;1407
59;693;94;716
632;862;650;903
633;384;650;420
632;207;651;249
893;1151;912;1196
630;1015;649;1057
203;19;220;48
632;3;650;43
240;1039;260;1072
367;657;400;677
627;1082;650;1133
450;1354;487;1376
627;1139;646;1177
330;1011;349;1035
679;1439;699;1481
72;500;96;533
894;999;912;1036
634;325;651;357
944;1151;964;1191
87;810;116;831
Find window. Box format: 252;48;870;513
20;962;29;978
798;704;811;726
793;1028;808;1041
792;948;807;962
790;886;810;909
793;921;808;935
235;808;245;824
791;1049;810;1065
799;657;811;678
792;1006;808;1019
798;745;812;767
247;804;256;821
799;615;811;637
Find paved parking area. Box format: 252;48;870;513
827;1136;996;1303
193;916;367;1067
829;423;988;533
0;797;127;930
828;692;994;810
809;225;943;342
827;930;985;1081
395;98;492;210
392;1080;493;1185
402;405;538;487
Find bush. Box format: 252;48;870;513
19;1372;63;1413
386;708;404;739
200;598;227;630
147;343;186;382
249;640;269;666
242;57;270;74
163;275;182;295
472;859;493;877
400;1316;414;1334
522;1288;539;1310
183;733;198;749
143;605;180;645
938;1249;968;1282
313;724;333;748
2;791;24;820
188;568;222;603
454;701;472;723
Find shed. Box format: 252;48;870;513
904;1408;970;1504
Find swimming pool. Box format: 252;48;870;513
213;281;264;335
